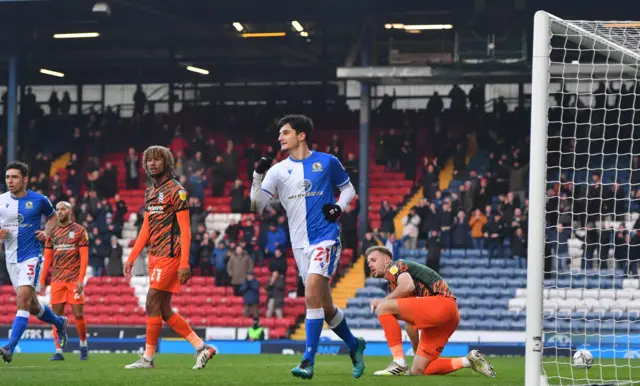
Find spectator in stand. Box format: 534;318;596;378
133;84;147;116
426;229;443;273
344;153;359;191
511;227;527;268
222;140;238;180
49;173;63;199
244;143;262;179
451;210;471;249
188;169;205;201
188;151;206;175
169;130;188;157
449;84;467;112
329;134;344;161
469;208;488;252
239;272;260;318
266;270;285;319
377;231;405;261
484;213;506;264
205;138;219;165
415;198;429;240
125;147;140;189
89;236;109;277
614;225;631;276
400;140;416;181
230;179;246;213
189;126;206;157
507;159;530;203
548;223;570;271
264;222;287;259
426;91;443;115
106;235;123;276
439;201;454;248
213;242;229;286
174;150;187;178
210;156;227;197
421;161;439;200
401;207;421;250
379;200;397;236
227;245;254;296
197;232;214;276
340;204;358;253
384;128;402;172
100;162;118;198
421;203;440;237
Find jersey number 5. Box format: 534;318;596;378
151;268;162;283
313;247;330;263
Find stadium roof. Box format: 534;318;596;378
0;0;638;85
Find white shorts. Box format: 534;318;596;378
6;256;42;292
293;239;341;285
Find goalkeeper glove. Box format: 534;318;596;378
255;157;273;175
322;204;342;222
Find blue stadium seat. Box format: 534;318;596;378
457;298;476;309
458;320;475;330
475;320;494;330
509;320;525;331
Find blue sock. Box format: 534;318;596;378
8;310;30;351
302;309;325;365
36;305;62;329
328;308;358;352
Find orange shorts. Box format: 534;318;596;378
397;296;460;360
50;282;84;305
148;255;181;294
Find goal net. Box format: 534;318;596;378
526;11;640;386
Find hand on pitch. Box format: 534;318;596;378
0;229;8;240
178;267;191;285
370;298;382;313
35;230;48;241
255;157;273;175
123;261;134;278
75;281;85;295
322;204;342;222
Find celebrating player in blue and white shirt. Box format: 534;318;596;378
250;115;365;379
0;161;68;364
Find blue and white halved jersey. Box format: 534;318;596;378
0;190;55;263
260;151;350;249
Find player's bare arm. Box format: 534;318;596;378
176;210;192;285
76;245;89;294
124;213;150;277
0;229;8;240
370;273;415;311
36;214;57;241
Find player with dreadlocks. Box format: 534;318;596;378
123;146;215;370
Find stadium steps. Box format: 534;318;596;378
393;187;424;239
438;131;477;190
290;255;366;341
49;152;71;177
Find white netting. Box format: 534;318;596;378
541;16;640;386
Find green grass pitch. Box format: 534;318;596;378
3;354;640;385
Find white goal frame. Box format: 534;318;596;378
526;11;640;386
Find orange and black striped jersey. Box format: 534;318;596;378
44;223;89;283
384;259;455;299
145;178;189;258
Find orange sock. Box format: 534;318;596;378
144;316;163;360
75;317;87;343
167;313;204;350
52;328;61;351
378;314;404;362
424;357;466;375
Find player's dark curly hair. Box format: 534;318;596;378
142;145;176;178
277;114;313;141
6;161;29;178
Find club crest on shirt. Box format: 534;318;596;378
312;162;323;172
69;231;75;239
158;192;164;203
25;201;33;209
178;190;187;201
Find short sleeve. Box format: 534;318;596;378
172;185;189;212
41;195;55;217
78;227;89;247
260;167;279;197
329;156;350;188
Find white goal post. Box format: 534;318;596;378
527;11;640;386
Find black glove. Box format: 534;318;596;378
255;157;273;175
322;204;342;222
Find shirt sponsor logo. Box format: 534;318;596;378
54;243;77;251
147;205;164;214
